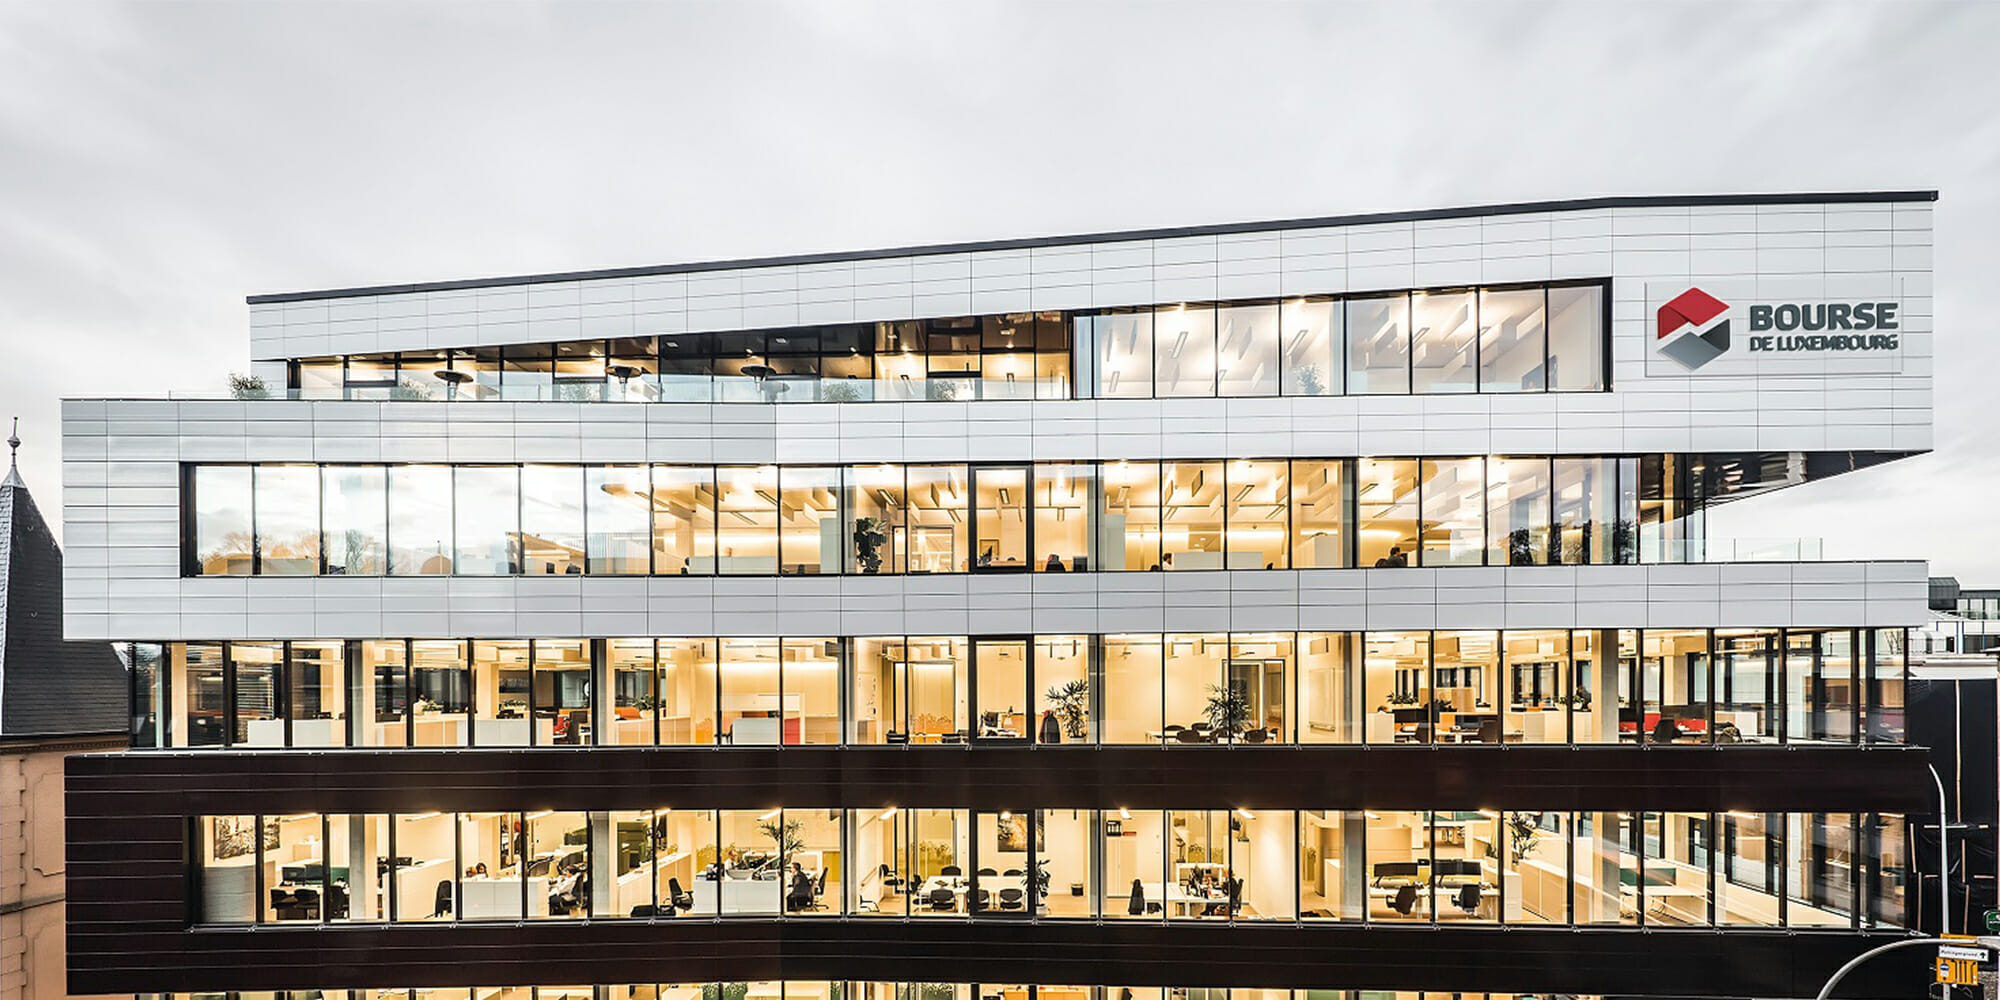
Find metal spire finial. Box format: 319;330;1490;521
3;417;19;488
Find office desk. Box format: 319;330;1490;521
389;859;454;918
459;875;551;919
689;876;782;915
1135;881;1228;916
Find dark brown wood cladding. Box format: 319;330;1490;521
66;745;1934;997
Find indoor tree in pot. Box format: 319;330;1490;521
852;517;889;574
1043;678;1089;743
1204;684;1252;743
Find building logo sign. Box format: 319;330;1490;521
1648;282;1906;375
1656;287;1732;371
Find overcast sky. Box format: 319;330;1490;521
1;1;1995;579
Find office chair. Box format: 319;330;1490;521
810;869;829;910
978;867;998;876
293;888;321;920
1475;718;1503;744
998;888;1025;910
1454;883;1481;915
969;888;990;912
927;888;956;911
326;883;349;920
666;877;695;915
1002;868;1023;877
940;865;963;877
432;879;454;918
1176;728;1206;743
1127;880;1146;916
631;903;657;917
1389;884;1418;916
1242;728;1269;744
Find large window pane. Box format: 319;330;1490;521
1867;628;1907;743
973;639;1030;741
716;466;779;574
1163;633;1225;741
1100;460;1161;571
851;806;907;916
1716;629;1781;744
391;810;456;922
1357;459;1417;567
1719;811;1782;925
471;640;533;746
388;465;454;575
1787;813;1856;927
520;464;585;575
850;636;901;745
1034;635;1091;744
410;639;469;747
1154;304;1216;397
1217;302;1279;396
1290;460;1347;569
906;636;969;743
1643;630;1710;744
453;466;519;575
1411;290;1476;394
651;465;716;575
255;465;321;575
1298;632;1358;744
322;466;387;575
357;640;408;748
907;808;969;917
1300;809;1364;920
1364;632;1430;744
1161;461;1224;570
587;465;653;574
535;639;591;746
1478;287;1547;392
846;464;905;575
606;638;657;746
1548;284;1606;391
1505;811;1571;924
1167;810;1228;921
1433;810;1496;922
1227;460;1288;570
286;640;345;748
906;465;968;573
779;467;843;575
1419;458;1484;567
231;641;281;746
1346;295;1409;395
1433;631;1499;744
1487;457;1551;566
1042;808;1095;916
972;466;1029;571
1553;457;1618;566
193;466;254;575
1579;811;1639;925
1033;463;1094;572
532;810;591;919
1368;811;1430;921
1644;812;1712;926
719;639;781;745
659;638;718;745
1282;297;1340;396
1104;808;1164;920
1102;634;1163;744
459;811;524;920
1503;630;1569;744
784;638;841;745
1228;633;1291;743
328;813;388;921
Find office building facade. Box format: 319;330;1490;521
65;192;1939;999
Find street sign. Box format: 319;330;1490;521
1937;956;1980;986
1940;945;1988;962
1985;908;2000;933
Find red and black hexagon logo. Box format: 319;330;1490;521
1656;287;1731;370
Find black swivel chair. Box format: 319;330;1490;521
1389;884;1418;916
977;867;998;876
631;903;657;917
325;882;349;920
969;888;990;912
1002;868;1023;877
666;877;695;915
998;887;1025;911
1242;728;1269;744
1175;728;1206;744
940;865;963;877
292;887;321;920
927;888;956;912
1454;883;1482;915
268;889;296;920
1475;718;1503;744
432;879;454;918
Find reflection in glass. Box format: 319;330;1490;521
322;466;386;575
1356;459;1417;567
1487;457;1551;566
255;465;320;574
452;466;519;575
520;464;585;575
1418;458;1483;567
193;465;254;575
1411;290;1476;394
1153;305;1216;397
1478;287;1547;392
1217;302;1279;397
651;465;716;575
1282;297;1339;396
1549;283;1606;391
1346;294;1409;394
587;465;653;574
388;465;454;575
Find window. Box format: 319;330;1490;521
521;464;585;575
1099;460;1161;571
453;466;520;575
652;465;717;575
1418;458;1483;567
1154;304;1217;397
784;638;841;745
1364;632;1429;744
1299;810;1363;920
535;639;592;746
715;466;779;574
719;639;781;745
410;639;469;747
388;465;454;575
1217;302;1280;397
587;465;653;574
357;640;408;748
255;465;320;574
1033;463;1093;572
1487;457;1551;566
779;467;842;575
322;466;386;575
1411;291;1477;394
846;465;905;575
1161;461;1224;570
607;638;657;746
1282;297;1340;396
1033;635;1091;744
1478;287;1547;392
192;466;254;575
1553;457;1620;566
230;642;280;746
1716;629;1781;744
1102;634;1164;745
972;465;1029;571
1548;283;1606;391
1298;632;1358;744
1345;294;1409;394
1356;459;1417;567
1432;632;1498;744
1085;309;1153;399
906;465;968;573
1289;460;1346;569
1504;631;1569;744
659;638;718;745
197;814;260;923
472;640;532;746
286;640;345;748
1227;461;1289;570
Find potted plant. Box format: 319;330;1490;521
759;817;803;872
1031;857;1052;914
1044;678;1089;742
227;372;270;399
852;517;889;574
1204;685;1252;742
821;380;864;403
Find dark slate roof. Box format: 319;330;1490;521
0;456;127;739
